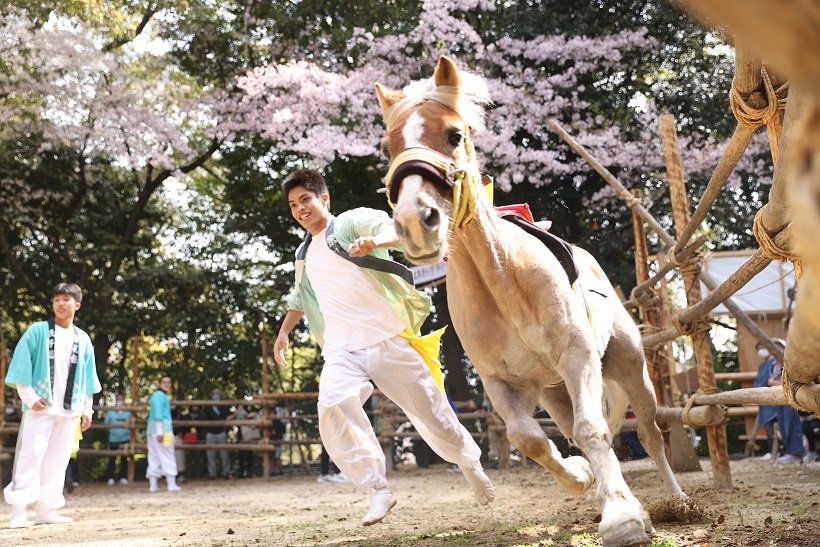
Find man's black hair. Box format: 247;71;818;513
52;283;83;304
282;169;328;200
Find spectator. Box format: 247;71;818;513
146;375;181;492
270;405;287;477
231;405;260;478
754;339;804;463
203;388;232;479
104;394;131;485
3;283;101;528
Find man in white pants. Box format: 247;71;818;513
146;375;181;492
4;283;101;528
274;170;494;526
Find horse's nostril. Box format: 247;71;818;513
421;207;440;230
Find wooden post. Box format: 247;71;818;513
260;325;271;479
630;189;668;406
127;336;140;483
661;113;733;489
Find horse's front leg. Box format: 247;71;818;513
558;344;649;547
482;376;594;496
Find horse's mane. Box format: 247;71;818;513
385;70;492;132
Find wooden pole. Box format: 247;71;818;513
548;118;785;361
260;324;271;479
127;336;140;483
630;189;668;406
661;113;732;489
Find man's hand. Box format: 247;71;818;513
81;415;91;432
31;399;47;411
274;333;289;367
349;237;377;257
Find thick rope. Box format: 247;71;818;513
671;312;711;338
780;366;811;412
729;66;789;129
752;208;802;281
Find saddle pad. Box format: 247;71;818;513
497;211;579;285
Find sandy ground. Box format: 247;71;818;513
2;457;819;547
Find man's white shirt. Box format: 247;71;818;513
305;228;405;355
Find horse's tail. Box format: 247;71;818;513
603;379;629;436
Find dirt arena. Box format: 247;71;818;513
2;457;819;546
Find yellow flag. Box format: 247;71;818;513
398;327;447;392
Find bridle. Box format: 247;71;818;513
383;145;492;231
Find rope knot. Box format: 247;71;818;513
753;208;802;280
729;66;789;129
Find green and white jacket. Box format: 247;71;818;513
5;320;101;413
286;208;431;348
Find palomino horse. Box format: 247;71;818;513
374;57;685;547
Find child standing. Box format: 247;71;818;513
146;375;181;492
4;283;101;528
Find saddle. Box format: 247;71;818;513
494;203;579;286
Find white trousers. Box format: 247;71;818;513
3;411;76;510
318;335;481;494
146;436;177;478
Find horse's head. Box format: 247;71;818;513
375;56;491;264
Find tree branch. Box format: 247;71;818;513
103;5;159;52
104;138;223;287
0;224;38;294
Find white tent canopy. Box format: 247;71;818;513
701;250;797;315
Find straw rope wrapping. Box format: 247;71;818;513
729;66;789;129
753;209;802;281
682;387;722;427
780;366;812;412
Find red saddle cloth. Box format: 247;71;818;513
494;203;552;231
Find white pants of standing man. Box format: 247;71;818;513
205;432;230;478
4;412;75;511
317;335;491;500
146;435;177;479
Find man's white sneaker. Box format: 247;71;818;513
8;511;31;529
119;478;129;485
34;511;73;525
361;489;396;526
459;463;495;505
167;484;182;492
317;474;335;484
758;452;773;461
107;478;115;486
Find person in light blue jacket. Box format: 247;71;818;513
146;375;180;492
4;283;101;528
103;394;131;485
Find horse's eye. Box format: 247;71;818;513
447;130;463;147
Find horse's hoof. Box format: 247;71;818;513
600;518;650;547
637;506;655;534
557;455;595;495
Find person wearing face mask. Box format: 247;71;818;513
103;394;131;485
203;388;232;479
752;339;804;463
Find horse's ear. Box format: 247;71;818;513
374;83;405;114
434;56;460;88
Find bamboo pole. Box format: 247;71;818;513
661;114;732;489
